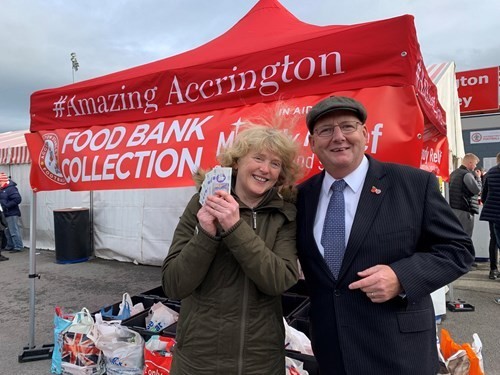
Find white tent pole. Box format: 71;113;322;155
28;189;37;348
90;191;94;255
18;189;53;362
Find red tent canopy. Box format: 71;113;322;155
27;0;447;191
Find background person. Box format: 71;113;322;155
0;173;24;252
0;206;8;261
162;123;301;375
296;96;474;374
480;153;500;282
449;153;481;238
478;165;499;279
487;222;499;279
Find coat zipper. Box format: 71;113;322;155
237;276;249;375
237;210;256;374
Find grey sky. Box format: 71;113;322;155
1;0;499;132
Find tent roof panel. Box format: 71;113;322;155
30;0;444;133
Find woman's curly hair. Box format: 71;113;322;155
217;115;303;187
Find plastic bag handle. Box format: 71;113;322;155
71;307;93;325
122;292;133;305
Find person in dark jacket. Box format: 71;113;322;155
0;207;8;261
0;173;24;252
162;121;302;375
449;153;481;237
480;153;500;281
296;96;474;375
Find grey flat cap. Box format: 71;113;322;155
306;96;367;133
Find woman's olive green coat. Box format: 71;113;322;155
162;186;299;375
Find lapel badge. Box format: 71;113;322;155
370;186;381;195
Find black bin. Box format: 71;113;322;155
53;207;91;264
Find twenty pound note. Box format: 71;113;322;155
199;167;232;205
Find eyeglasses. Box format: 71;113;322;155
314;121;361;137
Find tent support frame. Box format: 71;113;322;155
18;191;53;363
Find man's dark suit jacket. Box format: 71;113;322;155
296;155;474;375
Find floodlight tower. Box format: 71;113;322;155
70;52;79;83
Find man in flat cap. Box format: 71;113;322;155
296;96;474;374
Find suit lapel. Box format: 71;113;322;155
302;172;336;277
303;173;322;236
304;171;325;247
338;157;388;281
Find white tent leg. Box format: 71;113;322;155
18;190;53;362
90;191;94;256
28;190;37;347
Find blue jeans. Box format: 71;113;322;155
5;215;23;249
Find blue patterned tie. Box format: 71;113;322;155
321;179;347;279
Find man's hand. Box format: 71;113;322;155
348;265;403;303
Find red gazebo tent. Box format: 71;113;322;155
26;0;447;192
20;1;448;359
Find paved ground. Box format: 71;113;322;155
0;249;498;374
1;249;161;375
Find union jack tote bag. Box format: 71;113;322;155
61;307;104;375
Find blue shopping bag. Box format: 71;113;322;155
51;307;74;374
100;292;132;321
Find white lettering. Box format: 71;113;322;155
127;124;150;147
116;152;134;179
56;86;159;119
369;123;383;154
106;127;126;150
166;51;345;105
166;76;187;105
459;96;472;108
456;74;489;88
60;147;202;182
217;131;236;155
66;95;81;117
421;148;429;163
54;51;346;120
62;132;80;153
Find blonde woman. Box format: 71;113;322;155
162;122;302;375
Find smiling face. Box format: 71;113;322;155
309;110;368;179
234;149;282;207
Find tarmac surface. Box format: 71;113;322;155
0;248;499;374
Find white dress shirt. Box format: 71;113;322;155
313;156;369;256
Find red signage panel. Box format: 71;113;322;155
26;86;427;192
456;67;499;113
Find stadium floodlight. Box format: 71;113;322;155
70;52;79;82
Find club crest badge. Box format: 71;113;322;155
39;133;66;185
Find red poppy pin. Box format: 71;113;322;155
371;186;381;195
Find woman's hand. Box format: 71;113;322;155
204;190;240;231
197;204;217;236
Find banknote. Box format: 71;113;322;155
199;167;232;205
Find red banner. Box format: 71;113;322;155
26;86;426;192
421;120;449;180
456;66;499;113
